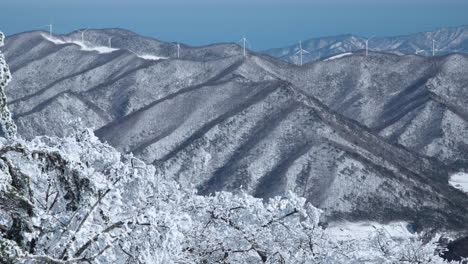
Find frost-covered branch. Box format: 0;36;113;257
22;245;111;264
0;31;17;139
0;127;453;264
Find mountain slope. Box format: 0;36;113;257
258;51;468;168
263;25;468;64
3;30;468;230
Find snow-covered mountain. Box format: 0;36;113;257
0;39;455;260
3;29;468;232
262;25;468;64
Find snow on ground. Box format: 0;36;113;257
136;54;168;61
330;42;343;49
449;172;468;193
325;221;414;241
42;34;167;60
42;34;70;46
81;45;117;53
324;52;353;61
42;34;118;54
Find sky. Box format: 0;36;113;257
1;0;468;50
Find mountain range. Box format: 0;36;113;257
3;27;468;232
263;25;468;65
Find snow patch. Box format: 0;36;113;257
450;172;468;193
325;221;414;241
390;42;403;49
136;54;168;61
81;45;117;54
323;52;353;61
41;34;66;45
324;52;353;61
330;42;342;49
42;33;168;60
42;33;118;54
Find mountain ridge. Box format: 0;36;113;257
262;25;468;64
3;29;468;231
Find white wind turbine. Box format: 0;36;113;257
78;28;88;43
432;39;437;56
177;43;180;58
108;37;112;48
364;36;374;56
239;36;249;56
295;41;310;66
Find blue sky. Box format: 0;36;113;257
2;0;468;50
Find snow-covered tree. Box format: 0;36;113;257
0;30;454;263
0;31;17;139
0;129;322;263
0;131;451;263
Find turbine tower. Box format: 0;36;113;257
364;36;374;56
177;43;180;58
78;28;88;43
432;39;436;56
295;41;309;66
239;36;248;56
45;24;53;37
108;37;112;48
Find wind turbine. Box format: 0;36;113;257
78;28;88;43
295;41;310;66
177;43;180;58
45;24;53;37
239;36;249;56
432;39;437;56
364;36;374;56
108;37;112;48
